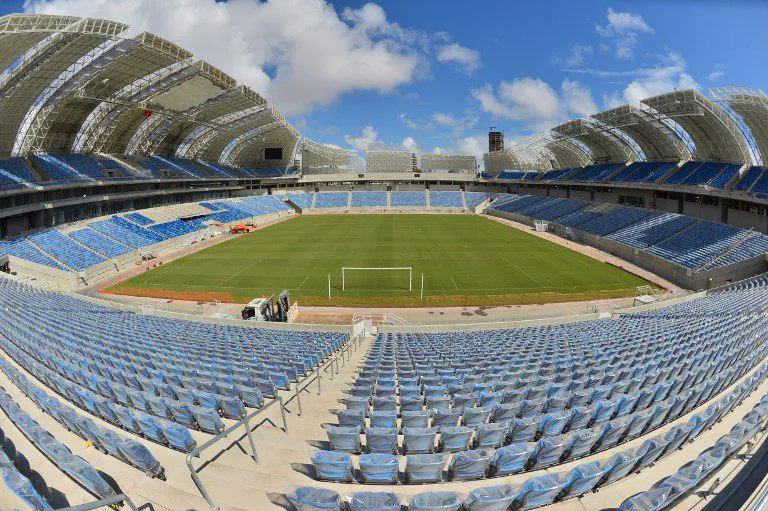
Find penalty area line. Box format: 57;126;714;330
449;275;459;290
216;258;263;288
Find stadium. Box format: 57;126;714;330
2;4;768;511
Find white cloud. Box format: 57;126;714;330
472;78;597;126
433;113;458;127
456;135;486;162
707;64;725;82
398;113;432;131
344;125;419;153
436;43;481;74
399;136;419;152
707;71;724;81
472;78;561;121
552;45;593;67
561;79;598;116
621;52;698;105
432;146;448;155
344;125;379;151
602;92;625;110
24;0;427;116
596;8;654;60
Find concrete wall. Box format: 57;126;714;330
683;201;721;222
728;208;768;234
656;197;680;214
570;190;592;201
550;188;568;198
594;191;621;204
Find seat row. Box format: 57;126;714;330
314;359;759;484
0;357;164;477
290;366;766;509
620;393;768;510
0;387;118;501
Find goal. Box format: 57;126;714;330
342;267;413;291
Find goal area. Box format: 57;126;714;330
342;267;413;291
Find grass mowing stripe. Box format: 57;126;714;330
107;214;654;307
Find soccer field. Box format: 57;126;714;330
106;214;653;306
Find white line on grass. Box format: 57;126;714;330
504;257;544;287
449;276;459;290
216;258;263;288
297;275;310;289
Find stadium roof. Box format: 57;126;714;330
711;87;768;166
551;118;640;164
301;138;359;173
642;89;752;163
0;13;300;168
592;104;692;162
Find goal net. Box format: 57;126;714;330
342;267;413;291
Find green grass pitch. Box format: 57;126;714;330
107;214;653;307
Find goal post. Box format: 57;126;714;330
342;267;412;291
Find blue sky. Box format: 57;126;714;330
9;0;768;162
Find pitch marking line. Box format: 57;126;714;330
449;276;459;290
504;257;544;287
215;258;263;288
297;275;310;289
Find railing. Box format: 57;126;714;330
286;332;362;417
57;494;140;511
186;396;288;509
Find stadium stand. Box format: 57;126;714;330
390;191;427;207
609;162;678;183
67;228;133;258
464;192;492;209
27;230;106;271
429;191;464;208
351;191;388;208
314;192;349;209
0;157;38;188
568;163;625;182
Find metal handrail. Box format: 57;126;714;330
186;396;288;508
56;494;140;511
286;334;361;417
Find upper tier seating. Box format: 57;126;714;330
32;154;98;182
609;162;677;183
429;192;464;208
0;157;38;188
314;192;349;209
664;162;741;187
735;166;763;192
539;168;578;181
496;171;539;180
391;192;427;207
568;163;625;182
351;192;388;208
